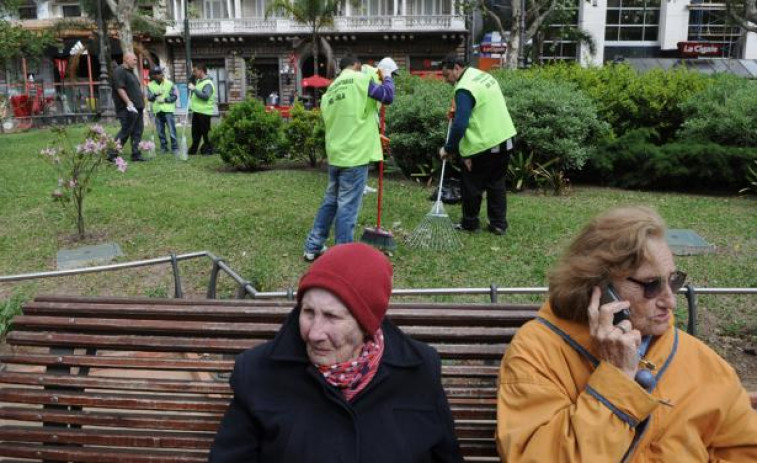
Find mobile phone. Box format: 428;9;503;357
600;283;630;325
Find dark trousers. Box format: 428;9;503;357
189;112;213;155
115;109;144;159
459;146;510;231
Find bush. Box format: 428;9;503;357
528;62;711;140
211;99;284;171
282;102;325;167
590;128;757;191
385;75;452;180
679;74;757;147
493;70;610;171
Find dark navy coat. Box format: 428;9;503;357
209;308;463;463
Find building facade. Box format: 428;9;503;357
159;0;467;107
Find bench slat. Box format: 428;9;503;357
11;316;520;341
0;426;214;449
0;372;229;395
0;388;229;412
0;353;235;372
0;443;208;463
0;407;222;432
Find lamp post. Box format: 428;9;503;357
96;0;115;118
184;0;192;81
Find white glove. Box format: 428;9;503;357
188;83;195;91
126;103;138;113
377;57;399;77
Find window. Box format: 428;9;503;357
540;0;580;63
62;4;82;17
687;9;742;58
406;0;450;15
203;0;227;19
246;0;272;17
604;0;660;42
18;6;37;19
358;0;392;15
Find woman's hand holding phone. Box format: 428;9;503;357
588;286;641;379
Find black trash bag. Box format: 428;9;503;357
428;177;462;204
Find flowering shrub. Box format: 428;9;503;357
40;124;127;239
138;139;156;157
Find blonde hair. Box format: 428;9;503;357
548;206;667;323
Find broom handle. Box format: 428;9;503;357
376;105;386;229
435;118;452;204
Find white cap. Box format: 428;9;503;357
377;57;399;76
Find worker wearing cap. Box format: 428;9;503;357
146;66;179;154
302;55;398;263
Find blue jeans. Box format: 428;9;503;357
304;164;369;254
155;112;178;151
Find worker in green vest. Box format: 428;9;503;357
303;54;398;262
438;53;517;236
187;63;217;155
146;66;179;154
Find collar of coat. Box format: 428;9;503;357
537;302;678;373
267;306;425;369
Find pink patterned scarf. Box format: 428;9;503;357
317;329;385;402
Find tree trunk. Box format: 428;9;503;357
75;190;85;239
506;0;522;69
311;29;319;76
105;0;136;56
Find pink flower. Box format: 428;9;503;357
68;179;77;188
138;140;156;152
90;124;105;135
115;156;128;173
51;188;63;199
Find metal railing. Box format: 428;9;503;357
2;251;756;336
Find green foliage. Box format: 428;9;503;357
1;291;27;337
211;99;285;171
0;20;55;67
678;75;757;147
493;70;610;171
283;102;325;167
740;160;757;196
590;128;757;191
385;75;453;180
526;62;711;140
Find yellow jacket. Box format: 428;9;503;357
496;302;757;462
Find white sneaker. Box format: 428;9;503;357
303;245;328;263
363;185;377;195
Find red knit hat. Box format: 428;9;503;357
297;243;393;333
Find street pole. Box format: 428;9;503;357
518;0;527;69
96;0;115;118
184;0;192;81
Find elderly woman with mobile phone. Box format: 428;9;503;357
496;206;757;462
210;243;463;463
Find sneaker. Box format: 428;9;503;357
363;185;377;195
303;245;328;263
487;224;508;236
453;223;481;234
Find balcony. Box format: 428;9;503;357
165;15;466;36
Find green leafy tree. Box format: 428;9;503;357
265;0;344;76
0;5;55;69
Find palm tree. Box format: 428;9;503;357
265;0;342;77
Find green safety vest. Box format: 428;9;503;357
190;77;216;115
321;68;382;167
454;67;516;157
147;79;176;114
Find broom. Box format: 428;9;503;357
406;120;462;251
360;106;397;252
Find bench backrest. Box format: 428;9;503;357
0;295;540;462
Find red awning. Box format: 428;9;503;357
302;74;332;88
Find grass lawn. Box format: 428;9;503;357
1;124;755;386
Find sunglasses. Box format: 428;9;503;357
627;270;687;299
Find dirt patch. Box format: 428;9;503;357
698;306;757;391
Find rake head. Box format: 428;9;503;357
406;200;462;251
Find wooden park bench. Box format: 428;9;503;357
1;295;755;462
0;295;539;462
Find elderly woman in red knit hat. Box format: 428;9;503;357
210;243;463;463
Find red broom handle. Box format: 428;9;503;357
377;106;386;229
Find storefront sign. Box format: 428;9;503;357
677;42;724;57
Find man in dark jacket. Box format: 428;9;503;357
111;52;147;162
210;243;463;463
